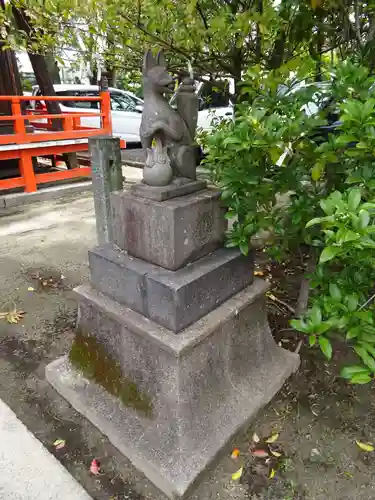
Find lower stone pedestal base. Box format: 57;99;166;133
46;280;299;499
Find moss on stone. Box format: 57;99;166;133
69;328;153;417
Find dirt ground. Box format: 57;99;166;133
1;190;375;500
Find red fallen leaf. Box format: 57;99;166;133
231;448;240;459
252;449;269;458
90;459;101;475
53;439;66;450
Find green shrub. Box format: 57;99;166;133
202;61;375;384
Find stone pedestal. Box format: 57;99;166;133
46;180;299;499
110;188;227;270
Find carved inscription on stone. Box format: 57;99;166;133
193;211;214;246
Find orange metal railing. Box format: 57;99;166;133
0;91;112;144
0;91;114;193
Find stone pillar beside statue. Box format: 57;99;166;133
46;52;299;500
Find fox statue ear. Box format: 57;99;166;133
156;51;166;68
143;50;155;73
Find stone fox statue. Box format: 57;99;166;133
140;50;198;186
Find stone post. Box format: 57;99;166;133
89;136;123;245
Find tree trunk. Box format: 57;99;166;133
255;0;263;63
12;7;61;116
105;67;117;87
0;0;24;170
46;55;61;84
0;0;23;133
295;252;317;317
89;63;98;85
11;4;78;168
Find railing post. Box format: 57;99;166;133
64;115;73;131
89;136;123;245
99;76;112;134
11;97;25;137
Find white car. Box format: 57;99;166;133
31;84;143;144
170;79;234;131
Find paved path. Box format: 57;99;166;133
0;399;92;500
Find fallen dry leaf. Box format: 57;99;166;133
355;440;374;452
266;433;279;444
231;448;240;459
252;449;269;458
53;439;66;450
270;450;282;458
90;459;101;475
254;270;265;277
252;432;260;443
231;467;243;481
27;287;35;292
0;307;25;324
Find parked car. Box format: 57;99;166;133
170;79;234;132
31;84;144;144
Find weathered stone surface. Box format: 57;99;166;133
111;188;227;270
130;179;207;201
88;245;151;317
145;248;253;331
46;280;300;499
89;244;254;332
89;136;123;245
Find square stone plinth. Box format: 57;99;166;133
130;179;207;201
46;280;299;499
110;188;227;270
89;244;254;332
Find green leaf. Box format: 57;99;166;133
306;216;334;228
358;341;375;359
335;134;358;145
290;318;309;333
309;334;316;346
330;191;343;205
243;223;255;236
306;217;323;228
342;230;360;243
315;322;333;334
329;284;341;301
239;241;249;256
354;345;375;372
318;336;332;360
346;327;359;340
361;331;375;343
350;373;372;384
221;190;233;200
348;188;362;212
341;365;371;379
310;306;322;327
319;246;340;263
359;210;370;229
311;163;323;181
225;240;238;248
320;199;334;215
346;294;359;312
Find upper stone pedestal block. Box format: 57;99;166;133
111;188;227;271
